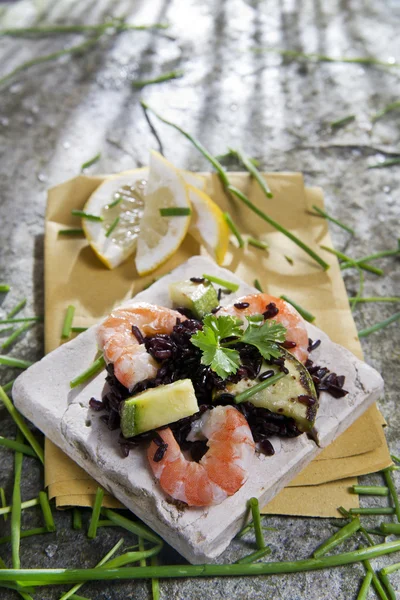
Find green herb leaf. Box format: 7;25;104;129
241;317;286;360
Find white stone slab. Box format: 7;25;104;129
12;256;384;564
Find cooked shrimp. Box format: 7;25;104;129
147;405;255;506
219;293;309;363
97;302;184;391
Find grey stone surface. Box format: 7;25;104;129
0;0;399;597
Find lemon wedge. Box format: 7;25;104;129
135;151;192;276
82;168;148;269
187;185;229;265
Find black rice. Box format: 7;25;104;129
308;338;321;352
263;302;279;319
132;325;144;344
190;277;205;284
234;302;250;309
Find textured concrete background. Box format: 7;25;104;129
0;0;399;598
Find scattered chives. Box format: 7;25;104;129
379;571;397;600
69;355;105;388
254;279;263;292
132;69;184;88
383;468;400;523
251;47;399;69
0;285;10;293
0;435;37;458
7;299;27;319
358;312;400;338
391;454;400;463
351;485;389;496
101;543;162;569
0;527;49;545
101;508;162;545
310;205;354;235
0;327;14;336
313;518;360;558
139;536;146;567
0;498;40;516
202;274;239;292
72;508;82;530
373;100;400;122
11;431;23;569
62;305;75;339
357;571;373;600
58;229;85;236
349;508;395;515
229;148;273;198
2;540;400;583
141;102;329;270
71;210;104;222
249;497;265;549
380;523;400;535
284;255;294;265
0;22;169;37
97;520;115;527
280;295;316;323
381;561;400;575
1;322;34;350
71;326;88;333
341;247;400;268
151;555;160;600
70;596;91;600
349;297;400;304
81;152;101;171
108;196;122;209
2;379;14;393
223;212;245;247
234;373;286;404
105;216;119;238
87;488;104;539
368;158;400;169
0;317;41;325
320;245;383;276
0;488;6;522
330;115;356;130
39;491;56;532
236;547;271;564
247;237;269;250
0;386;44;464
159;207;191;217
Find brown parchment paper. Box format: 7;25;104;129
44;171;391;517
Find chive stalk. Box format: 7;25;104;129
380;523;400;535
320;245;383;276
391;454;400;464
0;527;49;545
383;468;400;522
341;248;400;270
108;196;122;209
7;299;27;319
280;295;316;323
379;572;397;600
72;508;82;530
310;205;354;235
139;536;146;567
0;436;37;458
101;509;162;545
151;555;160;600
349;297;400;304
202;274;239;292
247;237;269;250
236;547;271;564
351;485;389;496
0;317;41;325
254;279;263;292
87;488;104;539
0;498;40;516
71;326;88;333
81;152;101;171
349;508;395;515
0;386;44;464
330;115;356;130
2;540;400;583
0;285;10;292
2;322;34;350
249;498;265;549
368;158;400;169
223;212;245;247
105;217;120;238
357;571;373;600
284;255;294;265
39;492;56;532
381;561;400;575
69;356;105;388
141;102;329;270
0;356;33;369
132;69;184;88
159;207;191;217
58;229;85;236
313;518;360;558
0;488;7;521
103;543;162;569
251;47;399;69
373;101;400;122
234;373;286;403
0;22;169;37
71;210;104;222
229;148;273;198
11;431;23;569
358;312;400;338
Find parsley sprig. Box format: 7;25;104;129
190;314;286;379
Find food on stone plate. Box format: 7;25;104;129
93;280;348;507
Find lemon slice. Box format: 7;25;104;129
82;168;148;269
180;169;207;192
187;185;229;265
135;151;192;276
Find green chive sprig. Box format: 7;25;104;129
71;326;88;333
383;468;400;522
11;431;23;569
349;297;400;304
105;216;120;238
159;207;191;217
373;100;400;122
72;508;82;530
87;488;104;539
310;205;354;235
320;245;383;276
2;379;15;393
0;488;6;521
223;212;244;247
0;386;44;464
132;69;184;88
358;312;400;338
81;152;101;171
234;373;286;404
251;47;399;69
313;518;360;558
7;299;27;319
379;571;397;600
330;115;356;130
0;498;40;516
101;508;162;545
254;279;263;292
62;305;75;339
368;158;400;169
0;21;169;37
357;571;373;600
0;435;37;458
279;295;316;323
141;102;329;270
248;237;269;250
249;498;265;549
236;547;271;564
58;229;85;236
349;508;395;516
71;210;104;222
380;523;400;535
108;196;123;209
69;356;105;388
202;274;239;292
341;245;400;270
0;317;42;325
229;148;273;198
2;322;34;350
0;527;49;545
0;285;10;293
351;486;389;496
39;492;56;532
